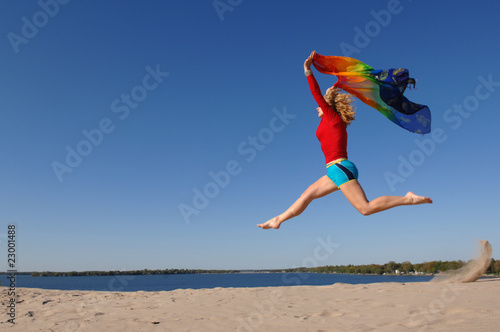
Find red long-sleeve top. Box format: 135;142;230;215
307;74;348;164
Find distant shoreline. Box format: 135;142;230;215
2;271;499;278
2;258;498;278
0;271;436;276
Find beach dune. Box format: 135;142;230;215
1;278;500;331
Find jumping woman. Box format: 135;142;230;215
257;51;432;230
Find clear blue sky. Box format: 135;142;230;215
1;1;499;272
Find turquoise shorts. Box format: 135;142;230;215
326;159;359;187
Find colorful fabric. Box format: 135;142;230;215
312;54;431;134
307;74;348;164
326;159;359;187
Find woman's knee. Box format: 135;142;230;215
359;208;372;216
355;204;373;216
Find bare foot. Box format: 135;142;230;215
406;192;433;204
257;217;282;229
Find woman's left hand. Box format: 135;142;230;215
304;51;316;71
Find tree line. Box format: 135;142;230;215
290;258;500;275
28;259;500;277
30;269;240;277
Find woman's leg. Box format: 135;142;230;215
257;175;338;229
339;180;432;216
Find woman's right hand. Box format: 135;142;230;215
304;51;316;71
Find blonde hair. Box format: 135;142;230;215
324;87;356;125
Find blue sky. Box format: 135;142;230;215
1;0;499;272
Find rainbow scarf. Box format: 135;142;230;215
313;54;431;134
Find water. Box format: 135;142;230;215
0;273;433;292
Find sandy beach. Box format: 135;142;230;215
1;278;499;331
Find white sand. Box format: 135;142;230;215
1;278;499;331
